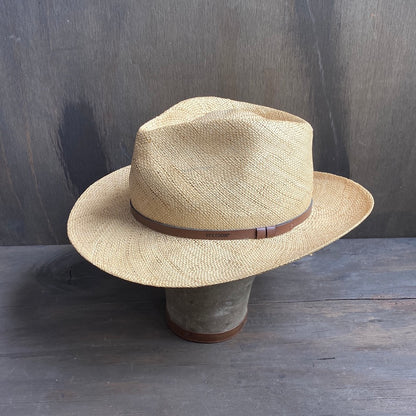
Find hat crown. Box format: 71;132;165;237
129;97;313;230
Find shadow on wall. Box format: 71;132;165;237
57;99;109;197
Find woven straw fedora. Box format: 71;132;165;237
68;97;373;288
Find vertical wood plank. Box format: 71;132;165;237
0;0;415;244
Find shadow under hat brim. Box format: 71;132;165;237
67;166;373;288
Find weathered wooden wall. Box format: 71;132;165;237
0;0;415;244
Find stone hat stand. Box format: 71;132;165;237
165;276;255;343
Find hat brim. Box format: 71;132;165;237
68;167;373;288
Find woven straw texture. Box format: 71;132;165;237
130;97;313;229
68;167;373;288
68;97;373;288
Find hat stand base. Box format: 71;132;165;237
165;276;255;343
166;311;248;343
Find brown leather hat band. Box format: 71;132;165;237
130;200;312;240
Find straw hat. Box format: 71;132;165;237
68;97;373;288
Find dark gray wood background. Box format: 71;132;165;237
1;0;415;244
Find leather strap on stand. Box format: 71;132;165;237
130;200;312;240
166;310;248;343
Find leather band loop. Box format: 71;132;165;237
130;200;312;240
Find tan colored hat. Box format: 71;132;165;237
68;97;373;288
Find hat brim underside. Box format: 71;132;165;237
67;167;373;288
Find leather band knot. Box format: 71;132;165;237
130;200;313;240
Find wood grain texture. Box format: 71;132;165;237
0;239;415;415
0;0;415;244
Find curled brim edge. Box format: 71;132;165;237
68;167;374;288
